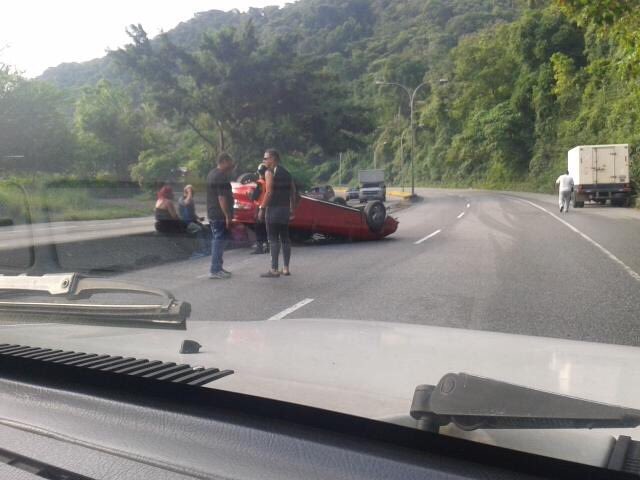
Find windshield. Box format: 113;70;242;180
2;0;640;472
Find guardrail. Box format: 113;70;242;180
333;188;413;199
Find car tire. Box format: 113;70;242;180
237;172;258;184
364;200;386;233
330;196;347;206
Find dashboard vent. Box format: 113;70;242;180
0;344;233;387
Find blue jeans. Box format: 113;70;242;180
210;220;227;273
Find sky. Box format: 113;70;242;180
0;1;293;78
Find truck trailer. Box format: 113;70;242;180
568;144;633;207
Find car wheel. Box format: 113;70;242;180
364;200;386;233
330;196;347;206
237;172;258;184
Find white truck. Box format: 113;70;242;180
358;169;386;203
568;144;633;207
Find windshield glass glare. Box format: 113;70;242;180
2;0;640;471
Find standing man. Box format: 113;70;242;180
207;152;235;279
258;149;298;278
555;170;574;213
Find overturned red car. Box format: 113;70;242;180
232;182;398;241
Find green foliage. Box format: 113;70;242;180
74;80;146;180
17;0;640;194
0;69;75;175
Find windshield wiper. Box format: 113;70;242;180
410;372;640;433
0;273;189;329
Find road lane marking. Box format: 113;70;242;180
0;323;58;327
268;298;314;321
457;212;465;219
516;198;640;283
466;203;471;208
415;229;442;245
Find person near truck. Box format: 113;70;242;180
258;149;298;277
206;153;235;279
555;170;574;213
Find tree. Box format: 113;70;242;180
74;80;145;180
115;21;371;170
556;0;640;77
0;69;75;175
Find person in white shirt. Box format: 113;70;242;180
555;171;575;213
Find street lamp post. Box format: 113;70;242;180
376;79;448;197
373;141;387;169
399;129;410;192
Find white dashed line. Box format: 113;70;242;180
466;203;471;208
457;212;465;219
415;229;442;245
267;298;314;321
516;198;640;283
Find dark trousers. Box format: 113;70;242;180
266;207;291;271
255;221;268;244
209;220;227;273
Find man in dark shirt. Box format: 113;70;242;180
206;152;235;279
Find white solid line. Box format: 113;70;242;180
415;229;442;245
516;198;640;283
0;322;58;327
457;212;465;219
267;298;314;321
466;203;471;208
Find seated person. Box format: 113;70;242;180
178;184;211;256
154;185;186;234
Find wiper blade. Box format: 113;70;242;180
411;372;640;432
0;273;189;329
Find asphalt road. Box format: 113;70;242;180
80;188;639;348
3;189;640;347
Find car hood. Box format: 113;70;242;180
1;318;639;466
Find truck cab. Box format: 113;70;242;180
359;182;386;203
358;169;386;203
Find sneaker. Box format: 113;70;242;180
221;268;232;276
260;270;280;278
209;272;229;280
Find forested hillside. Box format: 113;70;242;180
2;0;638;193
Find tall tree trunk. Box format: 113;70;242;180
218;121;225;152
